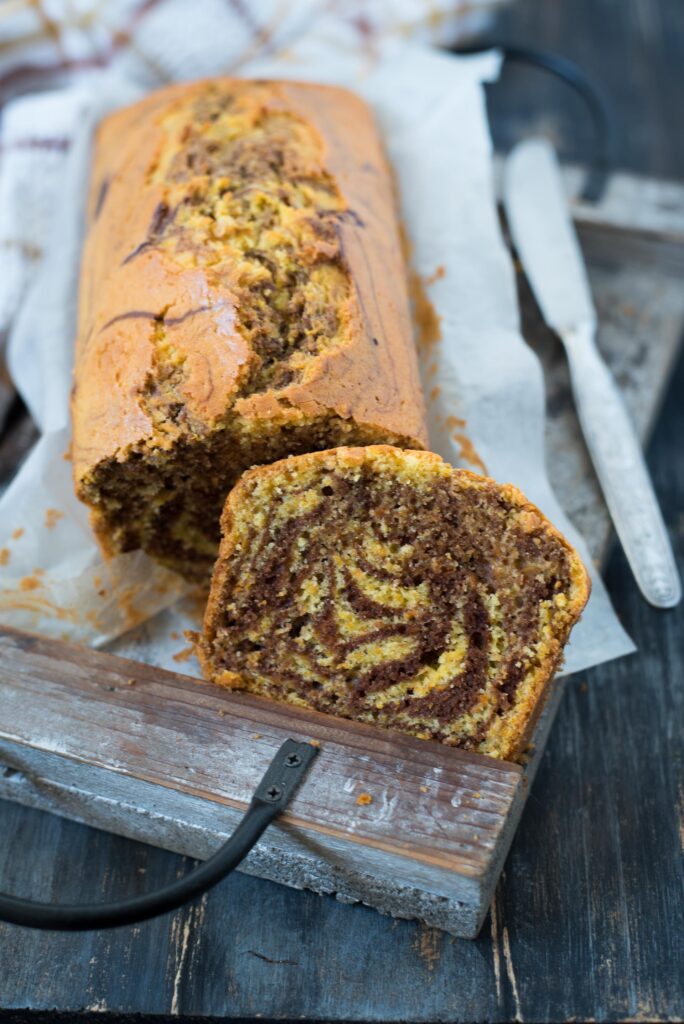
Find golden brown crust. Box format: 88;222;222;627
198;446;591;761
72;79;427;494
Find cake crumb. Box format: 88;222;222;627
172;646;194;663
308;739;321;748
252;732;262;740
20;576;41;591
12;528;24;541
44;508;64;529
356;792;372;806
409;266;442;350
445;416;487;475
126;678;136;686
419;785;429;793
425;264;446;286
217;709;226;717
0;548;9;566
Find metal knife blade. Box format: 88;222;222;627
503;137;596;334
503;137;681;609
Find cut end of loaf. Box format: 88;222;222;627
198;446;590;760
78;418;416;581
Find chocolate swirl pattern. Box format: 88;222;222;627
198;447;590;760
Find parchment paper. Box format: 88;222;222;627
0;32;634;674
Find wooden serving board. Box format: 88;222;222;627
0;626;526;937
1;168;683;939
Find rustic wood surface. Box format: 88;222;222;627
0;625;526;937
1;0;683;1019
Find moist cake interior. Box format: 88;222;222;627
82;418;403;581
199;448;588;758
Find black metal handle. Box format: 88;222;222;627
451;42;615;202
0;739;318;931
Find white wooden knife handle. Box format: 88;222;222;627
563;323;681;608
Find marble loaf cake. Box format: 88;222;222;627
72;79;427;579
197;447;590;760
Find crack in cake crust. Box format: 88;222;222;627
149;84;354;396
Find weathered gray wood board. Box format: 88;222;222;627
0;171;682;942
0;625;526;937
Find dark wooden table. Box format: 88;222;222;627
2;1;683;1020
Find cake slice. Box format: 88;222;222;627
197;446;590;760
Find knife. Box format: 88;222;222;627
503;137;681;609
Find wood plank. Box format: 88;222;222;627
0;624;525;936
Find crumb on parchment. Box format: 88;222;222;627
20;576;41;591
425;264;446;285
356;792;372;806
45;508;64;529
172;646;194;663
